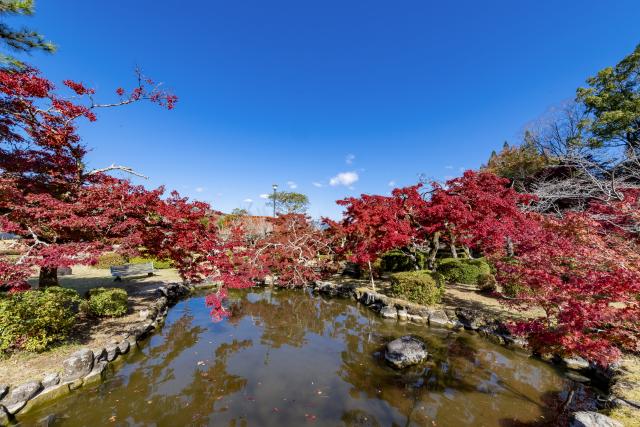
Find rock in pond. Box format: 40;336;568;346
3;381;42;414
380;306;398;319
385;336;428;369
569;411;622;427
61;349;94;382
41;373;60;389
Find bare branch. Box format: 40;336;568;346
86;164;148;179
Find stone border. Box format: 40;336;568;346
0;282;192;425
309;280;638;425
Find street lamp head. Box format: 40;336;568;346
272;184;278;191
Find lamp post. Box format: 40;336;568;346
272;184;278;217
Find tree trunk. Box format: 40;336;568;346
367;260;376;292
506;236;514;257
38;266;59;288
462;246;472;259
449;231;458;258
428;232;440;270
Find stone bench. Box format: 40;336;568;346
110;262;154;281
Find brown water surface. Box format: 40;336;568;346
18;289;593;426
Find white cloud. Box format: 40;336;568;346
243;198;253;203
444;165;454;170
195;187;205;193
259;193;270;199
330;171;359;187
312;182;323;188
345;154;356;165
287;181;298;189
388;180;396;187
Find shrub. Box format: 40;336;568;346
85;288;128;317
436;257;491;285
388;270;445;305
0;287;80;354
95;252;126;269
477;273;497;292
380;249;427;272
129;256;173;269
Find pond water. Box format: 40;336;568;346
20;289;593;426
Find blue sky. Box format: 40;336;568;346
13;1;640;218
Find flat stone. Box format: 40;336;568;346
385;336;428;369
41;373;60;389
18;383;71;415
61;349;94;382
379;306;397;319
406;314;428;324
564;356;590;370
3;381;42;413
428;309;451;327
569;411;622;427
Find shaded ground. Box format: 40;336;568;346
0;266;181;386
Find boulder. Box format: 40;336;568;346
117;340;131;355
61;349;94;382
41;373;60;389
455;308;485;330
379;306;397;319
105;344;120;362
428;309;451;327
385;336;428;369
569;411;622;427
3;381;42;414
359;292;377;306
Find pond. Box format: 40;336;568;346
20;289;594;426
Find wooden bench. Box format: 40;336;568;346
110;262;154;281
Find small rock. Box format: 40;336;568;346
569;411;622;427
0;384;7;400
455;308;485;330
379;306;397;319
406;314;427;324
117;340;130;355
93;347;107;363
564;356;590;370
61;349;94;382
105;344;120;362
41;373;60;389
3;380;42;414
397;309;408;321
428;309;450;327
385;336;428;369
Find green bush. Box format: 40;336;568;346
85;288;128;317
129;256;173;269
380;249;427;272
436;257;491;285
95;252;126;269
477;273;497;292
0;287;80;354
388;270;445;305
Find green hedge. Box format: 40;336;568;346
95;253;173;269
84;288;128;317
388;270;445;305
0;287;80;354
436;257;491;285
380;249;428;272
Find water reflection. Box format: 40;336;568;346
20;289;594;426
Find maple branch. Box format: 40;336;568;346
87;164;148;179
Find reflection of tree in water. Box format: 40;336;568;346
230;290;350;349
341;408;382;427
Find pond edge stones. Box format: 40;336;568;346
0;281;193;425
385;336;428;369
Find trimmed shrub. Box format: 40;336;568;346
436;257;491;285
0;287;80;354
85;288;128;317
95;252;126;269
388;270;445;305
477;273;497;292
129;256;173;269
380;249;427;272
